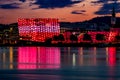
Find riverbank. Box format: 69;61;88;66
0;41;120;47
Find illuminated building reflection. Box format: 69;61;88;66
106;47;116;80
61;47;97;67
18;47;60;69
60;47;78;67
78;47;83;65
106;47;116;66
0;47;16;69
81;47;97;66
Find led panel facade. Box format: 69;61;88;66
18;18;60;42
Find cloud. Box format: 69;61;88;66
93;0;120;15
34;0;84;9
0;3;19;9
71;10;86;14
19;0;26;2
0;0;84;9
91;0;105;4
0;0;22;4
0;0;36;9
0;0;22;9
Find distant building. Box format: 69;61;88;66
109;2;120;42
111;5;116;28
0;23;19;44
18;18;60;42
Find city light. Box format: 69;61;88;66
18;18;60;42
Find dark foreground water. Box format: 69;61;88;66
0;47;120;80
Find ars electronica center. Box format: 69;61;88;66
18;18;60;42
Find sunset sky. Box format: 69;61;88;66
0;0;120;24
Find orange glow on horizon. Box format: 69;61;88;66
0;0;119;24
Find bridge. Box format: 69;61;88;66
63;30;119;44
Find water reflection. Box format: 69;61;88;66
0;47;119;70
60;47;99;67
106;47;116;66
0;47;120;80
0;47;17;69
106;47;116;80
18;47;60;69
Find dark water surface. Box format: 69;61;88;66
0;47;120;80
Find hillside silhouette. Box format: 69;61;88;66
60;16;120;28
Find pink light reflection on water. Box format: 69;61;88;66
18;47;60;69
107;47;116;80
18;47;37;69
108;47;116;67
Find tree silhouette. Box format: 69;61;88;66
58;34;65;42
96;34;105;40
45;38;52;44
83;33;92;41
70;34;78;43
53;35;59;41
115;35;120;41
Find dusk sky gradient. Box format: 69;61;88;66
0;0;120;24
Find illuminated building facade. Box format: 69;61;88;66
78;31;110;43
18;18;60;42
109;1;120;42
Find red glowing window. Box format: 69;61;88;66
18;18;60;42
